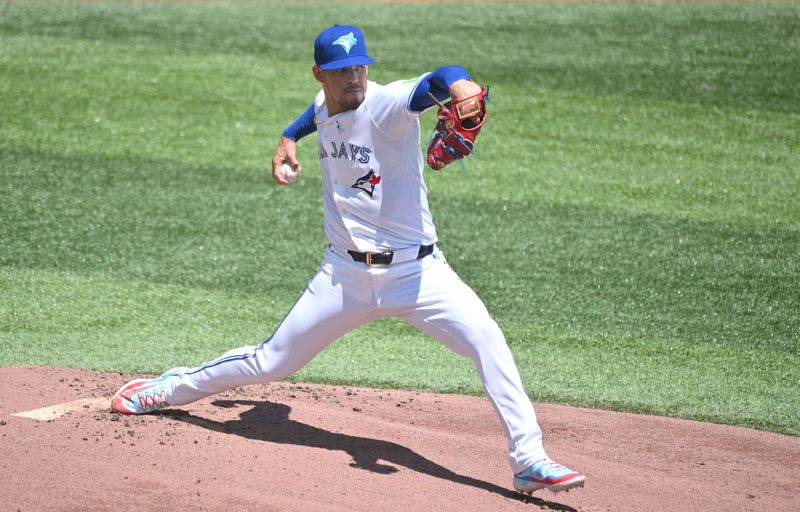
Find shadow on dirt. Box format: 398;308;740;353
165;399;576;511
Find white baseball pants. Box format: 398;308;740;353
164;245;546;472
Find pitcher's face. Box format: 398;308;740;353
314;65;368;115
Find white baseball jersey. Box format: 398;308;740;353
312;77;436;253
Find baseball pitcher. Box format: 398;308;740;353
111;24;585;496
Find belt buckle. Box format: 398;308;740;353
365;252;389;267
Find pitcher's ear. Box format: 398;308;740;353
312;65;324;83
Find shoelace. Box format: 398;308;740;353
134;388;167;409
531;459;568;476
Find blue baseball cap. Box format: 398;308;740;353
314;25;375;70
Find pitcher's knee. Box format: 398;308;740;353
477;320;506;346
455;320;508;356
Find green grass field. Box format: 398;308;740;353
1;2;798;436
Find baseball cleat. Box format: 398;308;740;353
513;459;585;494
111;374;174;415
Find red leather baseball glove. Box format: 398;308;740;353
426;87;490;170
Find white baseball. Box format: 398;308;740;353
281;162;298;183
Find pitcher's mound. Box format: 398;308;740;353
1;365;798;511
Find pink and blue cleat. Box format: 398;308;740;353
513;458;585;494
110;368;188;415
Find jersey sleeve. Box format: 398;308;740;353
282;103;317;142
408;65;470;113
281;90;327;141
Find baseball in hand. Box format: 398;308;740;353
281;162;298;183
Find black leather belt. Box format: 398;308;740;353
347;244;434;267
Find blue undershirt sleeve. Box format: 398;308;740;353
282;103;317;142
408;65;471;113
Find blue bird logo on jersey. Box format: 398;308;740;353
333;32;358;54
351;169;381;198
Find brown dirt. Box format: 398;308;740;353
1;365;798;512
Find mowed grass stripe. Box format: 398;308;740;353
1;3;798;435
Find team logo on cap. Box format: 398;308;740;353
333;32;358;54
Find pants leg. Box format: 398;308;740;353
167;260;376;405
392;253;546;473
